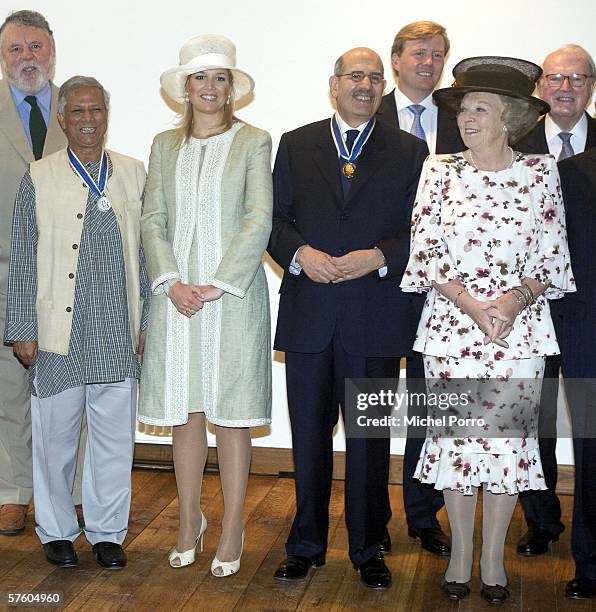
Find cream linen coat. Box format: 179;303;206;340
138;124;272;426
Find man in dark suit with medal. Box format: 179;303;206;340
514;44;595;559
268;46;427;589
375;21;464;558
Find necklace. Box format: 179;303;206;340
468;146;515;171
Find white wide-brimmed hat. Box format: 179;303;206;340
160;34;255;104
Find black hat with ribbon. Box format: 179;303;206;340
433;56;550;115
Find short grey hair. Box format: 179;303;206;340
58;76;110;114
499;95;540;144
0;9;53;42
333;54;345;77
544;44;595;78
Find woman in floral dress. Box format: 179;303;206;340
400;57;575;603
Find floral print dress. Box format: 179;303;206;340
400;153;575;495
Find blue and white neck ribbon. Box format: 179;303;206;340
330;115;375;179
67;148;111;211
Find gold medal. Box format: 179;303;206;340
342;161;357;179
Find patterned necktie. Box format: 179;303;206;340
24;95;47;160
558;132;575;161
345;129;359;153
408;104;426;142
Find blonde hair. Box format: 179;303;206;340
391;21;449;74
174;70;237;146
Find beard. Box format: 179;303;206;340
0;53;55;94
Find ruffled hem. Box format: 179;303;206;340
400;245;459;293
414;439;547;495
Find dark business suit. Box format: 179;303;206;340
376;89;465;530
557;148;596;580
269;118;427;564
515;112;596;536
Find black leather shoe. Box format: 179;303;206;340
378;527;392;554
274;555;325;580
480;582;510;604
43;540;78;568
408;526;451;556
517;526;559;556
354;554;392;589
442;580;471;600
565;577;596;599
92;542;127;569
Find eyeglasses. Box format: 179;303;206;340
337;71;384;85
543;73;592;88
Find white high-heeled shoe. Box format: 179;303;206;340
168;511;207;568
211;531;244;577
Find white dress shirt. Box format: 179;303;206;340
394;88;439;154
544;113;588;158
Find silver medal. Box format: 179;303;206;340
97;195;111;212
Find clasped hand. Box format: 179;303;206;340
297;246;382;283
459;293;522;349
168;281;224;318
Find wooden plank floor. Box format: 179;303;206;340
0;470;593;612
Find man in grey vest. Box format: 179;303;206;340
4;76;149;569
0;10;69;535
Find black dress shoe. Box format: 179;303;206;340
408;526;451;556
480;582;510;604
442;580;471;600
378;527;392;554
565;577;596;599
274;555;325;580
354;554;392;589
43;540;78;568
92;542;127;569
517;526;559;556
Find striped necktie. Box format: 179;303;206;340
408;104;426;142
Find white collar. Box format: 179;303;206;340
334;112;370;136
394;87;437;113
544;112;588;140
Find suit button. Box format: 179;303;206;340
72;244;78;250
68;273;75;279
77;213;83;219
66;307;72;313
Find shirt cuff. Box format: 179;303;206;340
378;266;387;277
4;320;37;343
289;247;305;275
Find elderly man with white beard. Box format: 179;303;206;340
0;10;70;535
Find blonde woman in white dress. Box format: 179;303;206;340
138;35;272;577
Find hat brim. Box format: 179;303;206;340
433;86;550;116
160;64;254;104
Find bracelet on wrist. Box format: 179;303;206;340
454;289;466;308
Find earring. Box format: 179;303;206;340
502;125;508;132
226;95;231;105
184;93;190;103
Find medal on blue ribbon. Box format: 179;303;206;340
330;115;375;179
67;148;111;211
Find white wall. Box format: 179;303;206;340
5;0;594;463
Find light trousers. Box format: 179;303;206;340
31;378;136;544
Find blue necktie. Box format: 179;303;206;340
558;132;575;161
408;104;426;142
345;129;359;153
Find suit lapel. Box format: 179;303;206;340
345;123;386;204
0;78;34;163
585;113;596;149
376;92;400;128
313;121;343;207
43;83;67;156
